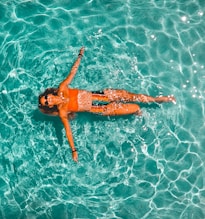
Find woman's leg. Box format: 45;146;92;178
90;102;141;116
91;91;109;102
103;89;175;103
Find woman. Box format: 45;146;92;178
38;47;176;162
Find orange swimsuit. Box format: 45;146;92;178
66;88;92;112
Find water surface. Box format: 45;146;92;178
0;0;205;218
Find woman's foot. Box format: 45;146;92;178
155;95;176;104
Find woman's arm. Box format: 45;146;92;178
59;47;85;89
60;115;78;162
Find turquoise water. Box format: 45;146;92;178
1;0;205;218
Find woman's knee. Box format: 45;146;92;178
102;103;141;116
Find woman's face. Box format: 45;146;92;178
40;94;55;108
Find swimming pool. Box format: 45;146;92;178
1;0;205;218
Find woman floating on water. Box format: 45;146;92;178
38;47;176;162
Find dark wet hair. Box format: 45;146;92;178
38;88;59;115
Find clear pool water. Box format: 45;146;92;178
1;0;205;218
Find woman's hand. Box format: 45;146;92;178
72;150;78;162
79;47;85;56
